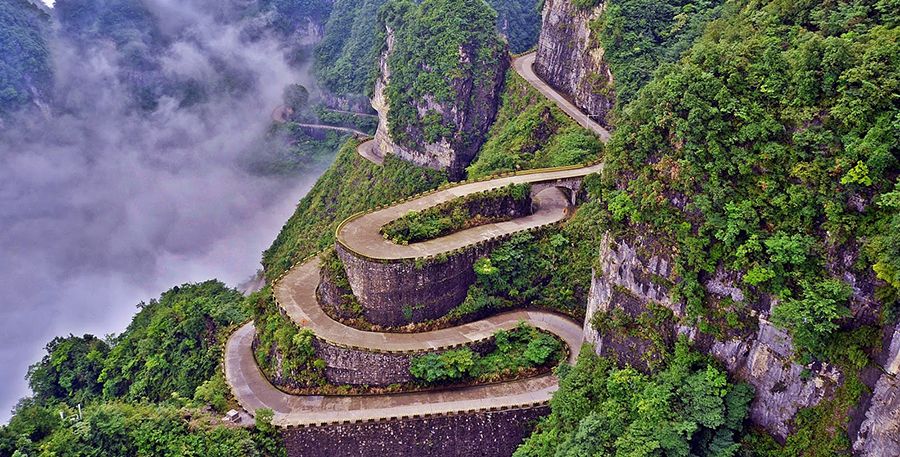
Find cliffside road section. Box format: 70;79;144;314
356;138;384;165
292;123;369;137
336;168;599;260
275;258;584;354
513;53;611;141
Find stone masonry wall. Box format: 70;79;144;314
282;405;550;457
336;241;496;327
259;330;496;389
326;191;531;327
584;233;842;439
314;338;495;387
535;0;614;127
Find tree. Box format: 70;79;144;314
27;335;110;405
772;279;853;355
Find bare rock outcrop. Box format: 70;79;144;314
584;234;842;439
854;323;900;456
535;0;614;127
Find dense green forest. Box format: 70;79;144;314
487;0;542;53
588;0;726;107
314;0;540;100
314;0;388;98
516;341;753;457
379;0;507;149
0;0;51;116
0;282;289;456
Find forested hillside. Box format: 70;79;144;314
591;0;725;106
488;0;542;53
0;0;51;117
314;0;388;99
522;0;899;455
601;0;897;355
0;282;289;456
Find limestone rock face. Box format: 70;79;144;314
854;324;900;456
584;234;842;439
535;0;614;127
371;24;508;180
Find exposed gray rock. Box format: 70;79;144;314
535;0;614;127
709;320;841;438
854;323;900;456
584;233;842;439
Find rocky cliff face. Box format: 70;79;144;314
854;324;900;455
371;21;508;180
535;0;614;127
583;234;898;447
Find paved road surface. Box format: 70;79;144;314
226;321;574;426
356;138;385;165
337;164;602;260
513;53;611;141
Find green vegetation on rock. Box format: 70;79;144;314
378;0;507;151
315;0;388;97
382;183;531;244
515;340;753;457
262;139;448;281
315;0;539;99
597;0;898;361
594;0;725;106
487;0;542;53
0;0;51;116
409;323;565;384
580;0;898;452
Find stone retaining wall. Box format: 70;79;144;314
336;192;533;327
282;405;549;457
337;241;498;326
315;338;495;386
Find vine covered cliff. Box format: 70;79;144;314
371;0;509;179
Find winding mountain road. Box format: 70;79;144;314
513;53;611;141
225;50;613;427
292;123;369;137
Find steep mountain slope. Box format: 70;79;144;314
370;0;509;179
0;0;52;118
525;0;899;454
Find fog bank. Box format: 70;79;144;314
0;0;331;421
